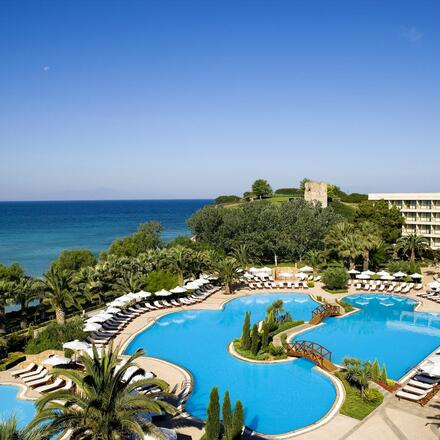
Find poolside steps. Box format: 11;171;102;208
309;303;341;325
286;340;339;373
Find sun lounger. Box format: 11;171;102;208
396;390;427;401
379;285;385;291
403;385;427;396
286;282;293;288
394;286;402;293
263;282;272;289
162;300;173;307
145;303;157;310
415;284;423;290
408;379;434;390
20;365;45;380
11;363;36;377
387;285;394;292
34;378;65;394
314;276;321;282
27;374;52;388
414;374;440;385
256;283;263;289
355;283;362;290
153;301;164;309
23;369;49;384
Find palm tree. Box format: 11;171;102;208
163;246;191;286
38;266;79;325
395;233;430;265
8;277;40;329
114;272;144;294
338;234;363;270
357;222;382;271
29;344;176;439
232;244;252;270
0;281;12;335
0;416;47;440
213;257;241;294
305;249;326;274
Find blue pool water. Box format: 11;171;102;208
297;294;440;379
0;199;210;275
0;385;36;427
125;294;337;435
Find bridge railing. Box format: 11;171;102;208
287;340;332;362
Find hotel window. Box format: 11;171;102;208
420;200;431;209
406;213;416;222
433;226;440;236
419;213;431;223
434;201;440;210
406;225;416;233
419;225;431;235
405;200;417;210
434;214;440;223
394;200;403;209
434;238;440;246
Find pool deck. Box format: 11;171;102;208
4;285;440;439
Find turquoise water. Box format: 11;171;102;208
0;385;36;427
125;294;337;435
0;199;210;275
297;294;440;379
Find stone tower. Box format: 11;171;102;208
304;181;328;208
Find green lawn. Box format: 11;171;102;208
336;373;384;420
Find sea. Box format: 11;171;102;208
0;199;211;277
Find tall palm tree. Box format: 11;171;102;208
395;233;430;265
8;277;40;329
38;266;79;325
29;344;176;440
338;234;363;270
163;246;190;286
232;244;252;270
213;257;241;294
305;249;326;274
357;222;382;271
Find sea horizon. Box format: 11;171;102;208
0;199;212;276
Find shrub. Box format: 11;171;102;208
269;320;304;337
0;352;26;371
25;317;85;354
274;188;302;196
268;343;284;356
307;280;315;288
322;267;349;290
144;270;178;293
215;195;241;205
387;260;421;276
339;300;354;313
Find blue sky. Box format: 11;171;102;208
0;0;439;200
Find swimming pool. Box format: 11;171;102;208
297;294;440;379
125;294;337;435
0;385;36;427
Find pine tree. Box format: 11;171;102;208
205;387;221;440
372;358;380;381
222;391;233;440
261;321;269;352
251;323;260;356
242;312;251;350
231;400;244;440
381;365;388;384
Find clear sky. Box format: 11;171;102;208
0;0;439;201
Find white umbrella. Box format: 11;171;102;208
197;278;210;285
84;322;102;332
299;266;313;273
87;313;114;323
279;271;292;279
356;273;370;280
296;272;307;279
63;340;91;352
43;355;71;366
208;275;219;281
421;363;440;377
381;274;395;281
106;307;121;314
376;270;390;277
108;298;130;307
429;281;440;290
170;286;187;294
137;290;152;298
363;270;376;276
410;273;422;279
348;269;360;274
249;267;258;273
393;271;407;278
155;289;172;297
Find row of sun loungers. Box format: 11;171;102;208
396;373;440;403
247;281;311;290
354;282;422;294
88;286;220;346
11;363;73;394
246;275;320;283
417;291;440;304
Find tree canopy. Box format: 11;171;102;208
251;179;272;199
103;221;162;258
50;249;97;273
188;199;341;263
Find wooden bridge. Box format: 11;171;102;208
286;340;338;372
309;303;341;325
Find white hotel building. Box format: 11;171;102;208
368;193;440;250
